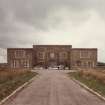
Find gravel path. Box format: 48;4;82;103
3;70;105;105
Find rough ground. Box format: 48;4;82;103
3;70;105;105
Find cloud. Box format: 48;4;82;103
0;0;105;62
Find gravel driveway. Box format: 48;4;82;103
3;70;105;105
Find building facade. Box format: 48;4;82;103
7;45;97;69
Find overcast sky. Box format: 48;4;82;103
0;0;105;62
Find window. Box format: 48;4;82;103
88;62;91;67
80;51;90;58
23;60;30;68
59;52;67;60
15;50;25;58
12;60;20;68
11;61;14;68
62;53;66;57
38;52;45;59
76;60;81;66
13;60;16;68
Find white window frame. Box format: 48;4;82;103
80;51;91;58
15;50;25;58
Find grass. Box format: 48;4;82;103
68;70;105;97
0;69;38;101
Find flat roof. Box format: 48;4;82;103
7;48;33;50
72;48;97;50
33;45;72;47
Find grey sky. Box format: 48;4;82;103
0;0;105;62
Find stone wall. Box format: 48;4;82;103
33;45;72;68
71;48;97;69
7;45;98;69
7;48;33;69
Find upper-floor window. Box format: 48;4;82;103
37;52;45;59
59;52;67;60
15;50;25;58
80;51;90;58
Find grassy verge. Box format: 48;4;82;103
0;70;38;101
68;70;105;97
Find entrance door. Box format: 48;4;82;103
49;60;57;67
48;52;58;69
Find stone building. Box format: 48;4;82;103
7;48;33;69
7;45;97;69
